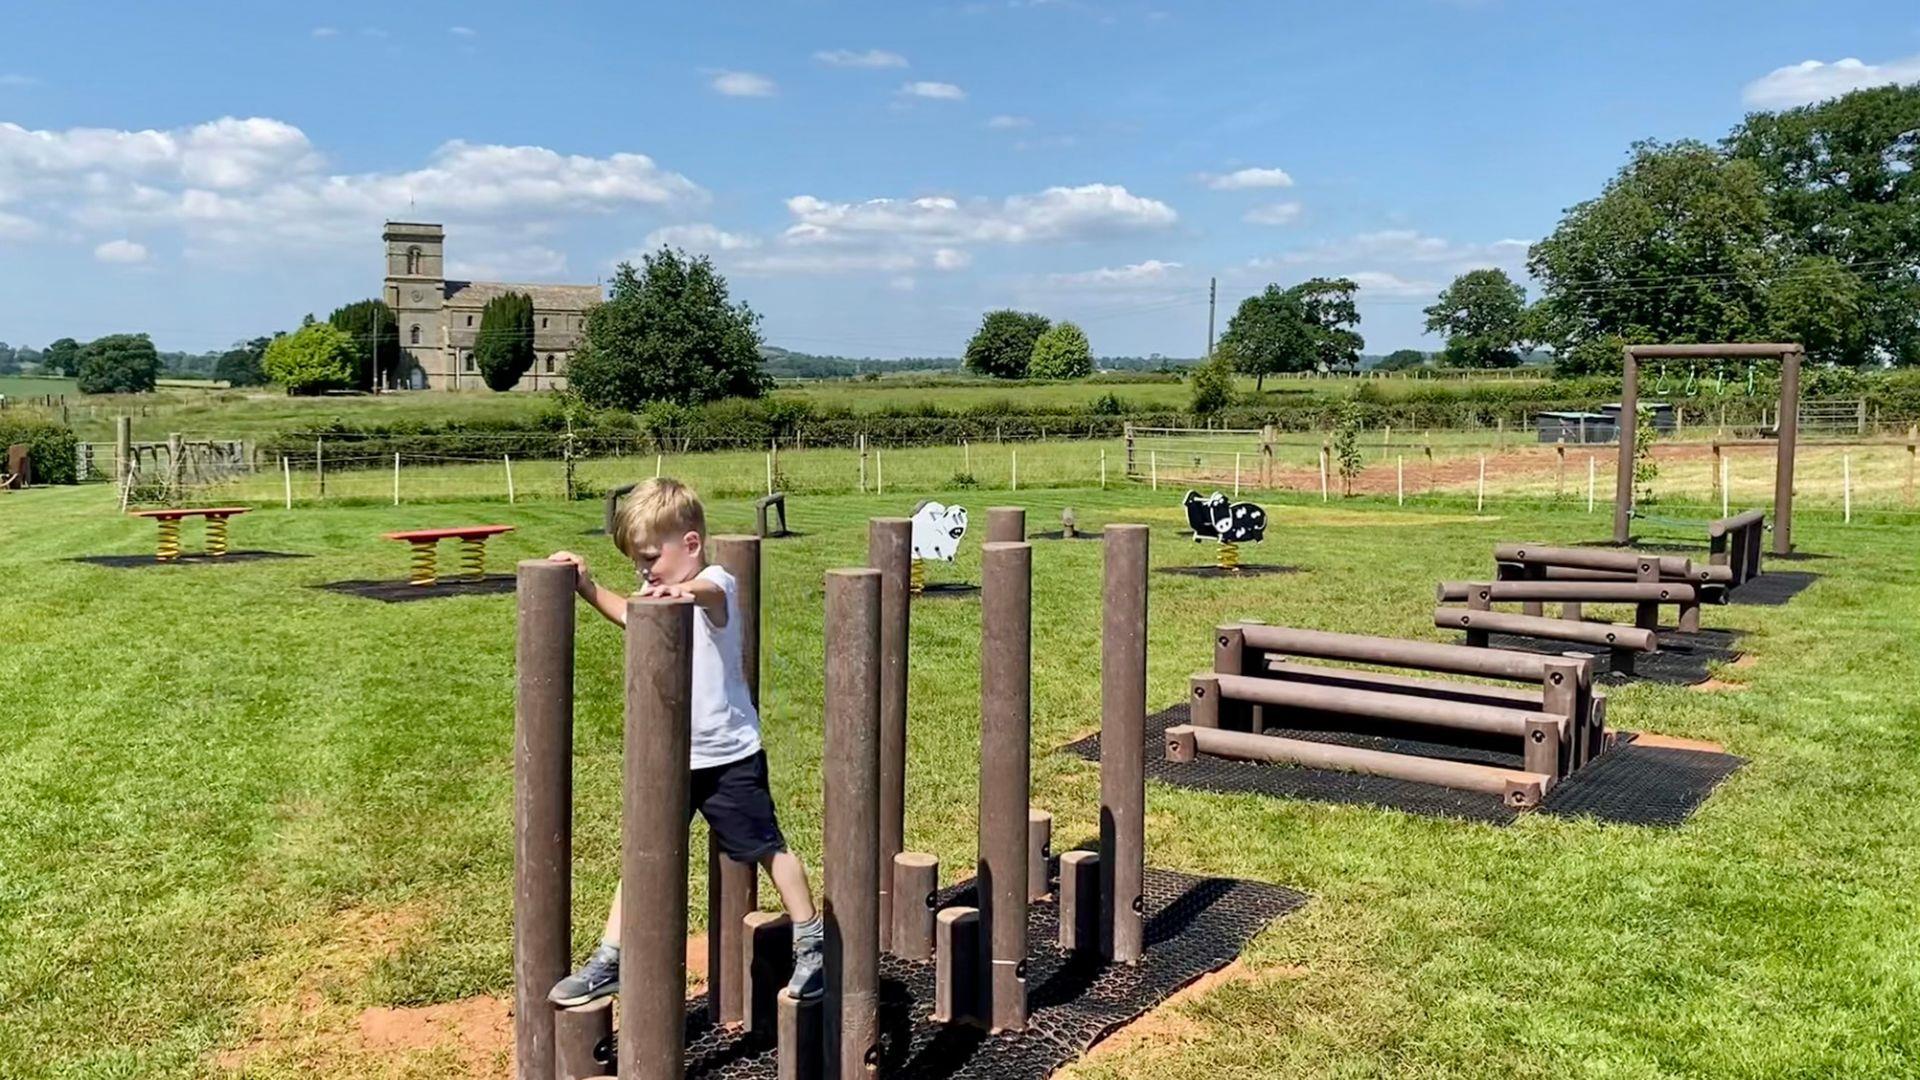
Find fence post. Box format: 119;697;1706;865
316;438;325;499
1843;453;1852;524
964;439;971;475
1100;448;1107;489
393;452;400;506
876;447;884;495
765;450;773;497
1260;424;1274;487
1233;452;1240;498
1011;449;1018;492
1711;442;1722;505
1587;455;1595;514
1907;427;1916;506
1397;455;1403;506
505;454;516;504
859;434;867;493
1150;450;1157;491
1124;422;1135;476
1477;455;1485;513
564;432;576;503
655;453;662;479
282;456;292;509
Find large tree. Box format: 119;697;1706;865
1377;348;1428;372
568;249;767;409
76;333;161;394
963;310;1050;379
215;336;274;388
1424;269;1530;368
262;322;357;395
327;299;401;390
43;337;81;377
1291;276;1365;371
1026;321;1093;379
1727;84;1920;365
474;292;536;391
1218;285;1314;389
1528;140;1780;368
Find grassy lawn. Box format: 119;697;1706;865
2;480;1917;1078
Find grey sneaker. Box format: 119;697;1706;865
786;916;824;999
549;942;620;1007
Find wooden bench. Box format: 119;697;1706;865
383;525;515;586
129;506;251;561
1170;623;1605;808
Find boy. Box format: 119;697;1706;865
546;477;823;1006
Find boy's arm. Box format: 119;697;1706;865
581;579;628;626
650;574;728;628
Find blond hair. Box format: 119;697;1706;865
612;477;707;559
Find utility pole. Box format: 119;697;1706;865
1206;277;1217;358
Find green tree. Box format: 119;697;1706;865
1424;269;1529;368
76;333;161;394
1218;285;1314;389
44;338;81;376
567;249;767;410
1331;401;1363;496
1728;84;1920;365
963;310;1050;379
1766;256;1868;363
1528;140;1779;352
262;322;357;395
1376;348;1428;372
1291;277;1365;371
1026;321;1093;379
214;336;274;387
474;292;536;391
1189;347;1237;414
327;299;400;391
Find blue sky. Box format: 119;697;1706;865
2;1;1918;358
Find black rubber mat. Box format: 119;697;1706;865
1728;571;1818;606
916;582;981;601
621;867;1306;1079
1027;530;1102;542
1061;703;1743;827
1479;628;1743;686
70;551;309;568
310;574;518;603
1155;564;1299;579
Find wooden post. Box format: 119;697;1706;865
1843;453;1852;524
1319;444;1329;502
1397;455;1404;506
506;454;516;504
316;438;324;499
1587;455;1595;514
1556;439;1566;499
282;456;292;509
393;452;401;506
1477;455;1485;512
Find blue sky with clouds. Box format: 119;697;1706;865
2;1;1918;358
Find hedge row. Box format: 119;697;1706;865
0;418;80;484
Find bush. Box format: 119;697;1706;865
569;250;768;409
964;310;1050;379
77;334;161;394
0;418;79;484
1189;351;1237;415
1027;322;1093;379
263;323;358;395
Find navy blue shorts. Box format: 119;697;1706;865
692;750;787;862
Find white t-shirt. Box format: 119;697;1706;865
687;563;762;769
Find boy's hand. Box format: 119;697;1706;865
636;581;696;601
549;551;590;594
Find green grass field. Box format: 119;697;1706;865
3;481;1917;1078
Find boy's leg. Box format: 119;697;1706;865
549;882;624;1006
702;752;824;998
762;850;816;923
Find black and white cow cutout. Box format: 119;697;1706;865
1182;490;1267;544
910;501;969;561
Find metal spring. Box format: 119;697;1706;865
155;517;181;562
460;536;487;580
408;540;439;586
1217;541;1240;571
910;558;925;596
205;515;229;558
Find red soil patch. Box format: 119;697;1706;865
1691;678;1746;694
355;996;512;1073
1078;959;1260;1064
1631;732;1727;753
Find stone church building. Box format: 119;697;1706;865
382;222;601;391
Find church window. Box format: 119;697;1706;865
409;324;421;345
545;355;555;373
406;245;421;275
464;353;476;372
466;314;473;326
541;316;549;328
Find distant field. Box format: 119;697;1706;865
0;375;79;398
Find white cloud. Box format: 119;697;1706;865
899;81;966;101
732;250;919;275
1244;201;1302;226
1265;230;1528;267
0;74;38;88
1049;259;1183;286
1205;166;1293;190
0;209;39;239
986;115;1033;130
311;27;339;38
1339;270;1434;298
711;71;778;98
782;183;1175;247
94;239;148;264
814;49;908;68
447;245;566;280
643;223;761;252
449;26;478;37
932;247;971;270
1742;54;1920;108
0;116;707;253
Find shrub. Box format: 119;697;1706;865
0;418;79;484
263;323;358;395
1027;322;1093;380
1190;351;1237;415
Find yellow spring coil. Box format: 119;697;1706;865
460;536;488;580
1217;541;1240;571
155;517;181;562
910;558;926;596
206;515;229;558
408;540;439;586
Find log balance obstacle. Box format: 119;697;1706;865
513;519;1154;1078
1168;624;1605;808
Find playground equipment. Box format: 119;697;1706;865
2;443;29;489
128;506;252;561
383;524;514;585
755;492;790;538
1615;343;1801;555
1436;579;1704;632
1170;624;1605;807
1182;490;1267;571
512;520;1160;1077
1708;510;1766;587
907;500;969;595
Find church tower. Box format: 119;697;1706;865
383;222;447;389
